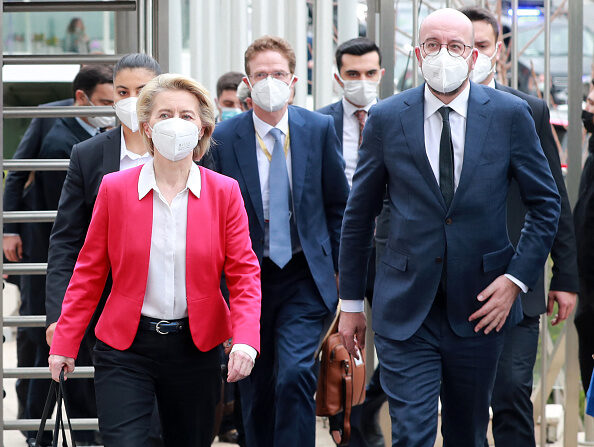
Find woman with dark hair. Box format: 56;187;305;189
48;73;261;446
63;17;89;53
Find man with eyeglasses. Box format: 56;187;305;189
212;36;349;447
338;8;560;446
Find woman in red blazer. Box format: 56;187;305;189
48;73;261;447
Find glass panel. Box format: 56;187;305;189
3;11;115;55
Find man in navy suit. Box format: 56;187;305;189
338;9;560;446
460;7;579;447
317;37;386;447
212;36;349;447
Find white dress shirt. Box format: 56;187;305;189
341;98;376;187
120;127;152;171
341;82;526;313
137;160;256;361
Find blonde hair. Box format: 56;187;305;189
137;73;215;160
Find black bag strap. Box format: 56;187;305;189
36;370;77;447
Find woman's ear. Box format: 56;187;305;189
143;122;151;138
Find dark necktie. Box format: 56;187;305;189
354;109;367;146
437;106;454;208
268;128;292;268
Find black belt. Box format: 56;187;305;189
139;316;188;335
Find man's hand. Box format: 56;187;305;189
3;235;23;262
469;275;521;334
547;290;577;326
48;354;75;382
46;322;57;347
227;350;254;383
338;311;366;359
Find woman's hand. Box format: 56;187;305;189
227;350;254;383
48;355;75;382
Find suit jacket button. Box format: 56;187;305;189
445;218;453;225
435;257;442;263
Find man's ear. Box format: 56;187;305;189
74;89;88;106
242;77;252;90
414;47;422;67
334;72;344;88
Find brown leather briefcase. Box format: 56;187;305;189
316;312;366;446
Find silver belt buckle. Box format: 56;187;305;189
155;320;171;335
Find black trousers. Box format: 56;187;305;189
487;314;540;447
92;324;220;447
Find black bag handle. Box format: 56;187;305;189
36;370;77;447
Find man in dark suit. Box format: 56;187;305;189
317;37;386;447
460;7;579;446
574;87;594;395
212;36;349;447
338;9;560;446
3;96;72;441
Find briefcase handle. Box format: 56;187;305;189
36;370;77;447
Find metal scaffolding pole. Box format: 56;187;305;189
1;1;4;441
412;0;420;88
543;0;551;106
511;0;518;89
313;0;334;109
168;0;183;73
230;0;249;74
338;0;359;45
565;0;582;444
285;0;308;107
378;0;395;100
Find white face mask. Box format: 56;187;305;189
471;46;498;84
149;118;199;162
249;76;293;112
85;94;116;129
420;49;472;93
338;75;379;107
114;96;139;132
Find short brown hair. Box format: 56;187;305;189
137;74;215;160
244;36;296;76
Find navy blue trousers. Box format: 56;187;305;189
375;296;505;447
239;253;330;447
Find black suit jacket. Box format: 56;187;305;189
45;127;121;326
38;117;94;210
496;82;579;316
3;98;74;235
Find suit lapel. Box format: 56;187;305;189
452;83;491;209
332;102;344;146
288;106;308;211
185;170;209;294
103;126;122;175
130;167;153;295
233;112;265;229
64;117;94;145
401;85;446;210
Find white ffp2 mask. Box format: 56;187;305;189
249;76;293;112
115;96;139;132
150;118;199;162
338;76;379;107
420;49;472;93
470;46;498;84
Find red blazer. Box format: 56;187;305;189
50;165;261;359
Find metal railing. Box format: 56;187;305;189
1;0;156;442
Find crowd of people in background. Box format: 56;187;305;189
2;5;594;447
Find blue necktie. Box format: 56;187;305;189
268;128;292;268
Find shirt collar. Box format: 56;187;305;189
75;117;98;136
488;78;496;89
138;159;201;200
252;109;289;138
120;127;150;161
342;97;376;116
423;81;470;120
